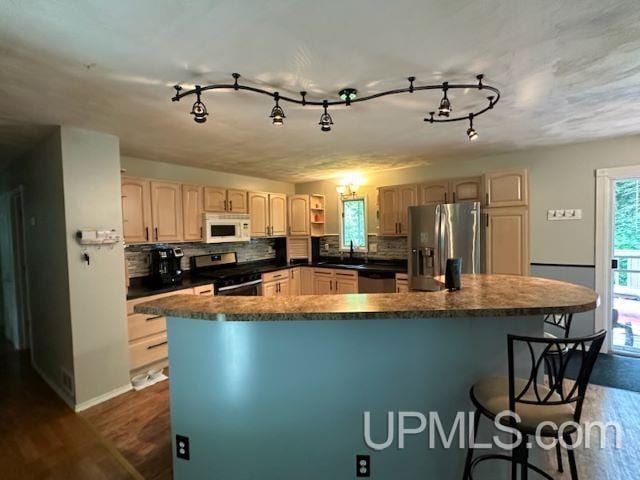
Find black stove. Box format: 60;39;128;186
190;252;267;295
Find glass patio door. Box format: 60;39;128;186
611;178;640;355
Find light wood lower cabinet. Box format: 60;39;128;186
300;267;315;295
313;268;358;294
395;273;409;293
485;207;530;276
289;268;301;295
262;270;290;296
126;288;194;375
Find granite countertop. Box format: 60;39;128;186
134;274;599;321
127;259;407;300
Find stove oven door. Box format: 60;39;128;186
216;279;263;296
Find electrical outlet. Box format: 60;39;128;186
324;243;330;251
176;435;190;460
356;455;370;477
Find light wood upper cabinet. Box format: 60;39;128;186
419;181;449;205
379;187;399;236
379;185;417;236
269;194;287;237
150;181;183;242
121;177;151;244
450;177;482;203
289;195;310;236
249;192;269;237
204;187;247;213
227;189;248;213
182;184;203;241
203;187;227;212
485;207;530;276
397;184;418;235
484;169;529;207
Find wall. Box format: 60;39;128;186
126;238;278;278
0;127;75;403
296;134;640;266
121;156;295;195
60;127;130;407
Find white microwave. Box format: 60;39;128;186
204;213;251;243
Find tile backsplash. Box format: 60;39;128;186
126;238;277;278
319;235;407;260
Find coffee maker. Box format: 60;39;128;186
150;246;184;285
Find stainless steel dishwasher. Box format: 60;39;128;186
357;270;396;293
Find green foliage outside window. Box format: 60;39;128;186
342;198;366;250
614;179;640;286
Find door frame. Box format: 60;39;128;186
595;165;640;354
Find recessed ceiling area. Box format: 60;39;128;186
0;0;639;181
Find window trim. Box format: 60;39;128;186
338;195;368;252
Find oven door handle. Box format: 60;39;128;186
216;279;263;292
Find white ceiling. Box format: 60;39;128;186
1;0;639;182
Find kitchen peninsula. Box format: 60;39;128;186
136;275;598;480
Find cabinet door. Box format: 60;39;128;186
300;267;315;295
450;177;482;203
397;184;418;235
203;187;227;212
227;189;248;213
395;281;409;293
249;192;269;237
485;207;530;276
269;193;288;237
335;278;358;294
419;181;449;205
313;270;334;295
277;278;290;296
150;181;183;242
121;177;151;244
378;187;399;235
484;169;529;207
182;184;203;241
289;268;301;296
288;195;310;236
262;281;278;297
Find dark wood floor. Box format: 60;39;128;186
0;348;136;480
3;343;640;480
80;379;172;480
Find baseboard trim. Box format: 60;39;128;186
74;383;133;412
31;360;76;410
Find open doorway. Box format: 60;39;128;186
596;166;640;356
0;187;31;353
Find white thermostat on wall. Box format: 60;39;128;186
76;229;121;245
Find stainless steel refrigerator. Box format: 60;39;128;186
408;202;481;291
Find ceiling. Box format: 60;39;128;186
1;0;639;182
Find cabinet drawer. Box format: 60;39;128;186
395;273;408;281
127;288;194;314
128;313;166;342
313;268;334;277
193;284;214;296
262;269;289;283
333;269;357;279
129;332;168;371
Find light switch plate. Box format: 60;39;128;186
547;209;582;221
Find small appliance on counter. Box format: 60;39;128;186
150;246;184;286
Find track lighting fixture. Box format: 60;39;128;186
466;113;479;141
438;82;451;117
190;86;209;124
270;92;286;126
319;101;333;132
171;73;500;137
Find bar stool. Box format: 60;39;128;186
462;330;606;480
544;312;573;340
